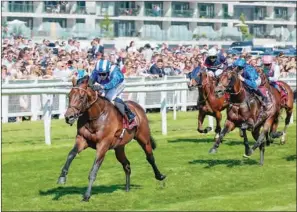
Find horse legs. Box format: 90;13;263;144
269;114;283;144
242;129;253;157
135;135;166;181
249;118;274;165
214;111;222;140
197;110;212;133
281;108;293;144
209;120;235;154
57;135;88;184
82;142;109;202
114;146;131;192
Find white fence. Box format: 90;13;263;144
2;76;296;145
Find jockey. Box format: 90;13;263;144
262;55;282;93
204;48;226;77
90;59;136;124
233;58;268;103
233;58;270;129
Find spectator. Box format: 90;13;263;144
149;58;165;77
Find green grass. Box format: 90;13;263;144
2;110;296;211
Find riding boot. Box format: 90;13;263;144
254;88;268;107
114;97;135;123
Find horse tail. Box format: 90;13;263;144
150;135;157;150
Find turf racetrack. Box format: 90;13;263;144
2;110;296;211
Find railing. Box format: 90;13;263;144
171;9;194;18
8;3;35;13
75;5;88;14
43;4;70;14
145;8;164;17
274;14;289;20
2;76;295;144
118;8;140;16
198;11;215;18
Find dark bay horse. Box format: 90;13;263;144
58;76;166;201
211;70;281;165
258;69;294;144
188;70;229;139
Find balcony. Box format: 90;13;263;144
145;8;163;17
171;9;194;18
274;13;289;20
43;4;70;14
75;6;88;15
198;11;215;19
118;8;140;16
8;3;35;13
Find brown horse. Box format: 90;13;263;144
57;76;166;201
258;69;294;144
188;70;229;139
211;70;281;165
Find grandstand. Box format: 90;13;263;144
2;1;296;48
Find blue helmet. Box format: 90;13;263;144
96;59;111;73
232;58;246;68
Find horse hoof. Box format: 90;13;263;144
205;127;212;133
57;176;66;184
243;154;250;158
270;132;283;139
247;149;253;156
156;174;166;181
82;196;90;202
209;148;217;154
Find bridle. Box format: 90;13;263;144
68;86;98;118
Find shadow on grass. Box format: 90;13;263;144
39;184;142;200
188;158;258;168
284;154;296;161
168;138;214;144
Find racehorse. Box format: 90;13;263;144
212;70;281;165
188;70;229;140
57;76;166;201
258;69;294;144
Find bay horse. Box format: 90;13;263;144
188;69;229;139
258;69;294;144
212;70;281;165
57;76;166;201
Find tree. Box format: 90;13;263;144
239;13;253;40
100;13;113;38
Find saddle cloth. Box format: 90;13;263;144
275;81;288;104
123;117;138;130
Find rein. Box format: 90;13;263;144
197;74;212;104
69;87;99;119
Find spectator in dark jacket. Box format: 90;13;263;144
149;59;165;77
91;38;104;58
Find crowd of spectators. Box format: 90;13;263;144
2;36;296;83
2;36;296;122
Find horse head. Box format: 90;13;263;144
215;69;239;97
257;68;269;87
64;75;98;125
187;68;208;90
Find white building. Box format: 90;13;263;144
2;1;296;43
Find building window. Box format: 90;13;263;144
43;18;67;28
171;22;189;30
144;21;162;29
145;2;163;17
198;3;214;18
114;20;135;37
76;19;85;24
274;7;288;20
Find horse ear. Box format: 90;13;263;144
72;76;77;87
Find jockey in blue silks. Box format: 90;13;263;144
89;59;136;123
233;58;269;129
